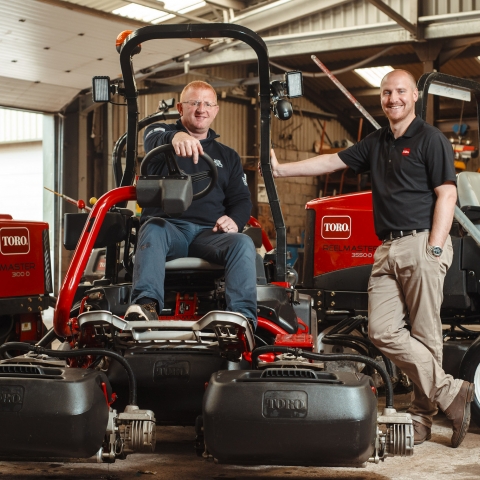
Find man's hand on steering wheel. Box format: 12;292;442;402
213;215;238;233
140;144;218;201
172;132;204;164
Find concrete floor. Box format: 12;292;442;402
1;413;479;480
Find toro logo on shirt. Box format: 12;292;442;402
321;216;351;240
0;227;30;255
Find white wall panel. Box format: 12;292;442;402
0;142;43;221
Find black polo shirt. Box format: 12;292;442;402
338;115;456;241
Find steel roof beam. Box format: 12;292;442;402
367;0;418;38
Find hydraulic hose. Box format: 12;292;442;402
251;345;394;408
320;336;370;357
328;315;365;336
0;316;15;342
0;342;137;405
323;333;395;376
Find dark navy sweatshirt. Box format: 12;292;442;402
142;119;252;230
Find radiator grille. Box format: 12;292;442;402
261;369;317;379
0;365;42;375
0;365;62;376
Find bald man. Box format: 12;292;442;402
270;69;474;448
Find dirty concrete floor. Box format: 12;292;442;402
1;413;479;480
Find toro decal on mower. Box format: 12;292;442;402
0;227;30;255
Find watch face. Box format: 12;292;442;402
431;246;442;257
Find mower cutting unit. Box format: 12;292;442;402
0;25;413;466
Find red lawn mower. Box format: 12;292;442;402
0;215;52;348
0;24;413;466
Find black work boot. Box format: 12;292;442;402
124;302;158;321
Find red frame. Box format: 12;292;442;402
54;186;136;337
247;216;273;252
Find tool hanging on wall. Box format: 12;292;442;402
310;57;380;196
44;187;92;212
311;55;381;130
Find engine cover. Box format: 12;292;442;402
203;368;377;466
0;216;52;302
0;360;110;458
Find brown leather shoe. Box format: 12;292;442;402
444;381;475;448
412;420;431;445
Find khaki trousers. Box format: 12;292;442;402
368;231;463;427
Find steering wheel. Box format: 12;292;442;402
140;144;218;200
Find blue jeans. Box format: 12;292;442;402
131;218;257;325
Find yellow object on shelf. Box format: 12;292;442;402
454;160;466;171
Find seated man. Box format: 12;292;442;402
125;80;257;328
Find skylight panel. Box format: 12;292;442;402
113;1;206;24
354;66;394;87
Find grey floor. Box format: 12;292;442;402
1;413;479;480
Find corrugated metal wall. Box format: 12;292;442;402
422;1;480;15
264;0;411;36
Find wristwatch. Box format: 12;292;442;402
428;245;443;257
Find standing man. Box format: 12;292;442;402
269;69;474;448
125;80;257;329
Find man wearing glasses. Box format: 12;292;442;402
125;81;257;330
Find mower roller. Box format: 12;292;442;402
0;24;413;466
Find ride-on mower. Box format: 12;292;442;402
0;25;413;466
0;215;52;347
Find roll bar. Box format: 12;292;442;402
118;24;286;281
416;71;480;126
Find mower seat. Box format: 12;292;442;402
165;257;223;271
165;253;267;285
457;171;480;223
